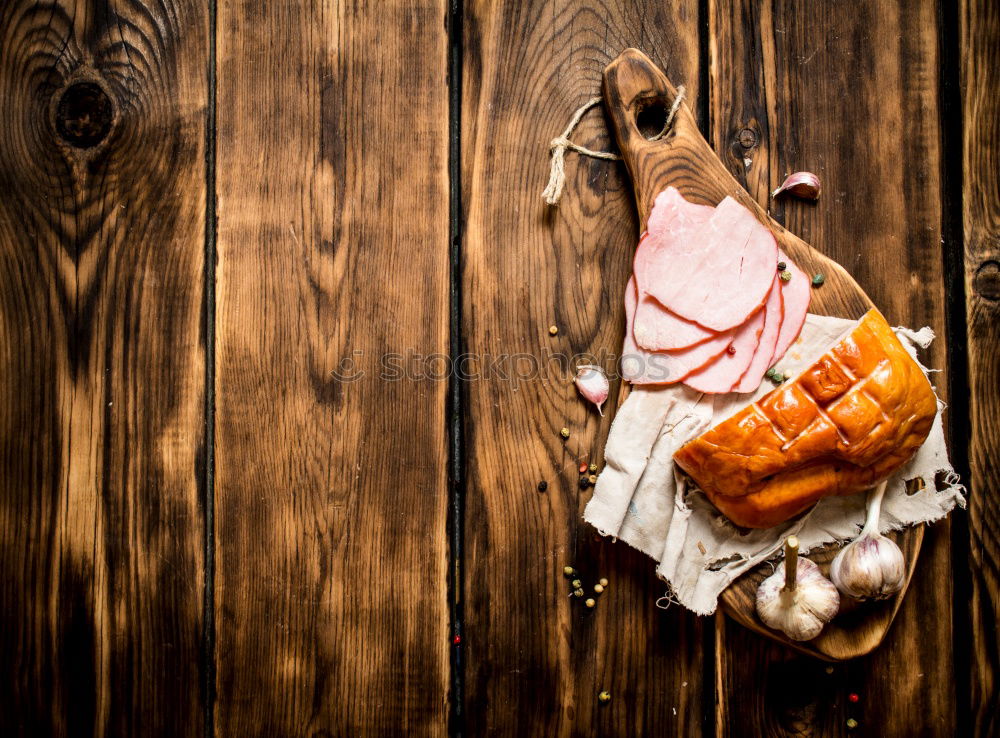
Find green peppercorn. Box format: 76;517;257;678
585;598;596;608
598;690;611;704
846;718;858;729
765;368;776;380
812;273;825;286
594;583;604;594
548;325;559;335
571;579;582;589
560;427;570;439
574;588;584;597
779;269;792;282
563;566;575;577
589;463;598;473
599;577;609;587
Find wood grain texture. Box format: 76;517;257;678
708;0;955;734
213;0;451;734
0;1;208;735
962;0;1000;734
461;3;708;735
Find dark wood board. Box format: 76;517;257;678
0;1;208;735
212;0;451;734
461;2;709;734
708;0;956;735
961;0;1000;734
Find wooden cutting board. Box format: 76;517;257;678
602;48;922;661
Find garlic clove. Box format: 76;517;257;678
575;364;609;416
771;171;821;201
756;537;839;641
830;480;906;600
830;532;906;600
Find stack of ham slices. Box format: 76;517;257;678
622;187;810;393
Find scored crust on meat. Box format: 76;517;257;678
644;191;778;331
672;309;937;529
731;273;784;393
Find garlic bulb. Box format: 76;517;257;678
756;536;840;641
770;171;821;200
575;365;609;416
830;481;906;600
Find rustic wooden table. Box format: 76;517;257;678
1;1;997;736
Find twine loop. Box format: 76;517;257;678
542;86;686;206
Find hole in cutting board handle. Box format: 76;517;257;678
635;98;669;140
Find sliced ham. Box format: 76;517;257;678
732;273;784;393
770;249;811;363
633;192;719;350
633;293;731;351
643;189;778;331
622;277;726;385
682;300;767;393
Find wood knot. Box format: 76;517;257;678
737;127;759;149
973;260;1000;301
55;82;113;149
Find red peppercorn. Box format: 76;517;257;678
579;463;588;474
727;344;736;355
453;635;461;645
848;693;859;703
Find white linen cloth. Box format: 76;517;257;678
583;314;965;615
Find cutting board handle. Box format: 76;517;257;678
602;48;706;228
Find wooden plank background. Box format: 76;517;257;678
0;0;996;736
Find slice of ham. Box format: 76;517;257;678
633;293;731;351
732;273;784;393
770;249;811;363
622;277;727;384
644;189;778;331
681;299;767;393
633;193;720;350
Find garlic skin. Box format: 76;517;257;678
756;538;839;641
575;365;609;416
771;171;821;201
830;481;906;600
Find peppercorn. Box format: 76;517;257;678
549;325;559;335
779;269;792;282
594;583;604;594
765;368;776;380
812;273;825;286
846;718;858;729
560;427;570;439
563;566;575;577
578;476;590;489
571;579;582;589
589;463;598;473
578;463;588;474
727;344;737;355
599;577;608;587
588;474;598;485
574;588;584;597
777;261;787;271
537;481;548;492
585;598;596;608
848;693;859;703
598;690;611;704
771;372;785;383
